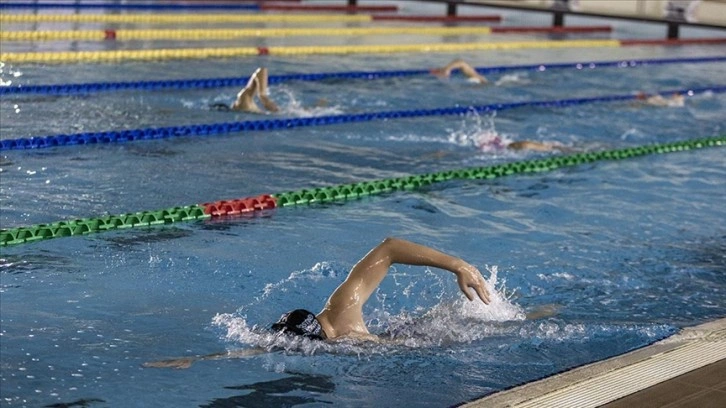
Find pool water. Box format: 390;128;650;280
1;3;726;408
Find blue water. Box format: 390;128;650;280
2;4;726;408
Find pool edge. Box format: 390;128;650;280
463;317;726;408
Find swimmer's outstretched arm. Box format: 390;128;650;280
231;68;263;113
318;237;490;338
256;67;279;113
142;347;268;370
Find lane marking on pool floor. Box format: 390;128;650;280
462;318;726;408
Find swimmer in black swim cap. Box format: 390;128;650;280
271;237;490;342
142;238;492;368
211;67;279;113
271;309;326;340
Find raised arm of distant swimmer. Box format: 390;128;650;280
431;59;488;84
231;68;263;113
316;237;490;338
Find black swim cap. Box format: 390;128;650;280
210;102;231;112
271;309;325;340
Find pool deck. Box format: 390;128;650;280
463;318;726;408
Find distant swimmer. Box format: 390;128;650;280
430;58;488;84
634;91;685;108
475;133;576;154
211;67;279;113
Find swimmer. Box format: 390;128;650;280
276;237;490;341
211;67;279;113
634;91;685;108
143;238;490;368
476;134;575;153
430;58;488;84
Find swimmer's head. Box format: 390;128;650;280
271;309;325;340
635;92;648;100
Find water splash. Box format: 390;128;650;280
494;73;531;86
259;261;340;300
0;62;23;87
276;87;343;117
446;111;515;153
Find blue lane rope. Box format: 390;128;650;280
0;2;260;10
2;56;724;97
2;86;724;152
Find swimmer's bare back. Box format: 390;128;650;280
507;141;576;153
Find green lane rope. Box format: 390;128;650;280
1;136;723;247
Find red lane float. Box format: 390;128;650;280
202;195;277;217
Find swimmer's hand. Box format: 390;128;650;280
455;262;490;304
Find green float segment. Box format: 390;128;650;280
0;205;211;246
271;136;725;206
1;136;723;247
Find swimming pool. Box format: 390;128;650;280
1;3;726;408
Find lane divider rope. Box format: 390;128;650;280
2;56;723;96
371;15;501;22
3;39;725;64
1;26;491;42
0;13;374;24
0;1;261;9
0;2;399;12
1;136;723;247
0;25;616;42
2;86;723;152
0;40;622;63
0;13;501;24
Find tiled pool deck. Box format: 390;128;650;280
464;318;726;408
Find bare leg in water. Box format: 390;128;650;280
506;140;576;153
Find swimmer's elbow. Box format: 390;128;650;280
379;237;404;248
